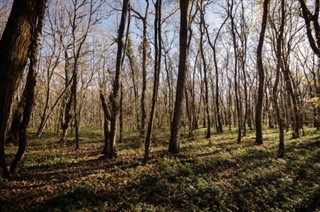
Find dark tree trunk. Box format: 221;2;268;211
99;88;111;155
0;0;40;179
255;0;269;145
119;84;124;143
298;0;320;58
169;0;189;154
60;50;73;143
144;0;162;162
8;0;47;177
107;0;130;159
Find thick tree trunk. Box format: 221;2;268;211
0;0;39;179
8;0;47;177
169;0;189;154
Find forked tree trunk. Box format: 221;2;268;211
107;0;130;159
0;0;41;179
8;0;47;177
204;12;228;134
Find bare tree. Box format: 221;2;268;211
104;0;130;159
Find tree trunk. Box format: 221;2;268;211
229;0;242;143
8;0;47;177
298;0;320;58
199;3;210;138
99;87;111;155
169;0;189;154
0;0;40;179
144;0;162;162
255;0;269;145
204;13;228;134
272;0;285;157
107;0;130;159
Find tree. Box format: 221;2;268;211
255;0;269;145
131;0;149;139
298;0;320;58
270;0;286;156
169;0;190;154
204;3;229;134
198;0;211;139
59;0;103;149
0;0;45;179
144;0;162;162
8;0;47;176
105;0;130;159
229;0;242;143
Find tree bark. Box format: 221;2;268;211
0;0;41;179
169;0;189;154
8;0;47;177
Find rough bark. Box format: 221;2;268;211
169;0;189;154
8;0;47;177
0;0;41;179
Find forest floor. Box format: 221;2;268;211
1;127;320;211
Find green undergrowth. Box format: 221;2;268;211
1;127;320;211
